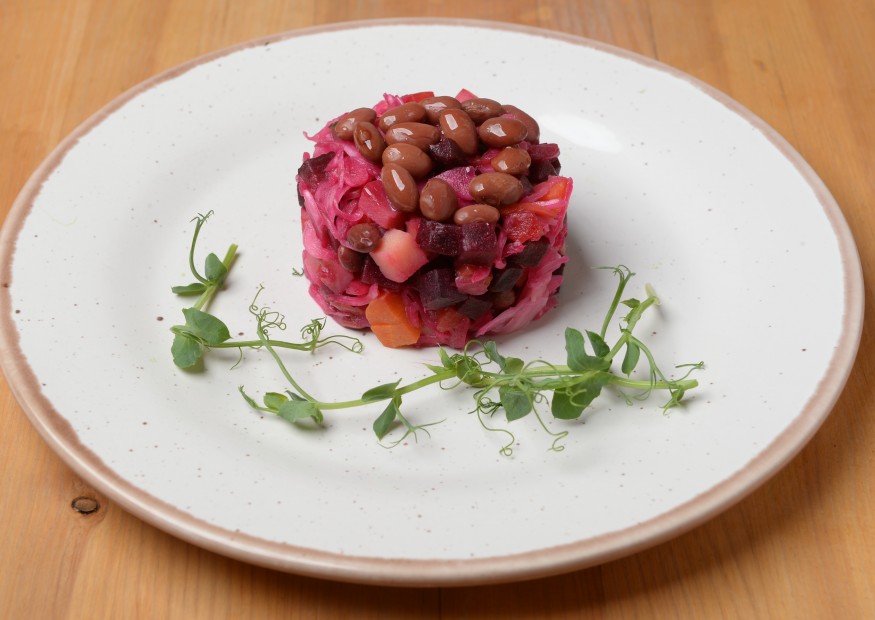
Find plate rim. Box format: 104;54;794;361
0;17;864;586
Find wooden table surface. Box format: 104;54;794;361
2;1;873;617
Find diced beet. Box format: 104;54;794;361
457;221;498;266
428;138;469;169
297;152;335;191
551;158;561;175
361;256;401;291
416;220;462;256
528;143;560;161
434;166;478;201
507;239;549;267
489;267;523;293
418;268;466;310
457;295;492;320
528;159;557;184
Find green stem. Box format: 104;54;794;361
625;294;658;334
604;294;659;362
258;330;317;402
188;219;210;286
313;370;456;410
193;243;238;311
211;339;313;350
608;375;698;391
599;266;632;339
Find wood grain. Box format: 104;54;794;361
1;0;873;617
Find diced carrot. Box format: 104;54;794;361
402;91;435;103
501;202;563;219
499;177;571;219
366;292;421;348
504;211;544;242
540;177;569;202
365;291;407;324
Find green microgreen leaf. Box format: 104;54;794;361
621;341;641;376
586;330;610;358
277;399;322;424
361;380;402;402
622;298;641;309
373;398;400;440
171;333;203;368
504;357;525;375
499;385;532;421
565;327;610;372
263;392;289;410
204;252;228;283
172;282;208;296
551;373;611;419
455;355;483;385
180;307;231;345
551;388;585;420
438;347;453;369
238;386;259;409
483;341;505;367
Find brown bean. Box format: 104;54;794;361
503;105;540;143
490;147;531;175
346;223;382;252
453;204;500;225
337;246;365;272
384;122;441;150
381;163;419;212
381;143;433;179
420;96;462;124
478;117;528;148
333;107;376;141
378;102;426;131
438;108;478;155
469;172;524;207
419;178;458;222
353;121;386;163
461;98;505;124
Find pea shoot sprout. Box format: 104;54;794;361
170;213;703;454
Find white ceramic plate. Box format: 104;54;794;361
0;20;863;586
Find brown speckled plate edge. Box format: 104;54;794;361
0;18;864;587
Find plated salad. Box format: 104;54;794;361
297;91;571;348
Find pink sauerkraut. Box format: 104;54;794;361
296;91;572;348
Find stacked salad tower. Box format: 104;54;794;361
297;90;572;348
